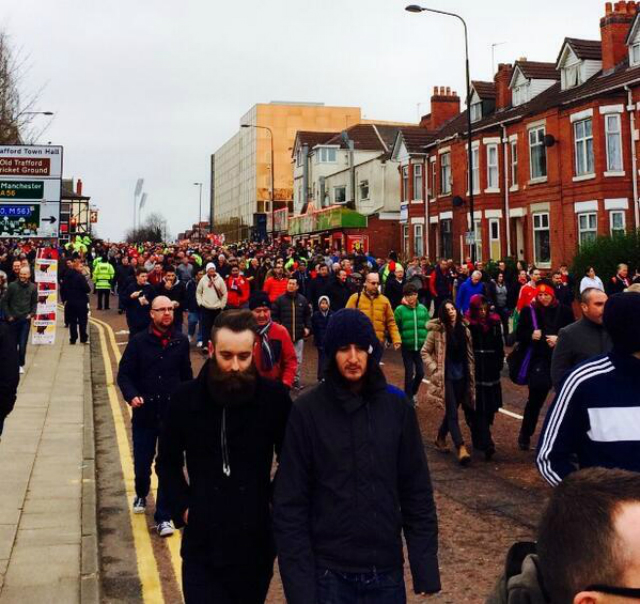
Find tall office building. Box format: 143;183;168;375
211;102;361;241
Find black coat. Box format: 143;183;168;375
157;363;292;565
272;292;311;342
273;363;441;602
310;310;333;348
117;327;192;426
60;269;90;309
468;320;504;415
308;275;331;310
384;275;405;310
326;278;351;311
0;323;19;420
122;281;157;333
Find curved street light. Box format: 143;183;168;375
405;5;476;262
193;182;203;242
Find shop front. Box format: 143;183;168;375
289;207;370;253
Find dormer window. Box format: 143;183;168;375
512;84;529;106
470;102;482;123
316;147;337;163
563;63;583;89
631;42;640;66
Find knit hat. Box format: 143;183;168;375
323;309;382;363
249;291;271;311
535;283;555;299
603;292;640;355
318;295;330;308
205;262;216;272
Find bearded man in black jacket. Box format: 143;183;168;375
274;308;441;604
157;310;291;604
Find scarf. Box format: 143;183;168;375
257;321;274;371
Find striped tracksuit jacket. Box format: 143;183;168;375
536;352;640;486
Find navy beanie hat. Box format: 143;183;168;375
603;292;640;355
249;291;271;311
323;309;382;363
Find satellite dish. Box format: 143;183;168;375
452;195;465;207
544;134;556;147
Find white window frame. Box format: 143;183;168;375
316;147;337;163
631;42;640;66
510;139;518;190
532;212;551;266
578;212;598;247
468;146;480;194
529;126;547;181
470;102;482;123
609;210;626;236
359;179;370;201
574;118;594;176
440;153;451;195
473;218;482;262
413;164;423;201
563;63;583;90
486;144;499;191
605;113;624;174
414;223;424;257
489;218;501;261
402;165;409;202
334;185;346;204
513;84;529;106
403;224;410;259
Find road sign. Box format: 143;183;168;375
0;201;59;238
0;145;63;238
90;210;98;223
465;231;476;245
0;180;45;200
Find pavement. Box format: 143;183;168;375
0;318;98;604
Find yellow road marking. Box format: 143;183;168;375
91;314;183;592
92;318;165;603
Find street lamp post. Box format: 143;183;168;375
405;5;475;262
241;123;275;241
193;182;203;242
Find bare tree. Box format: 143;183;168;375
125;212;170;243
0;30;49;144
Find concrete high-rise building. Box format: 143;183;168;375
210;102;361;241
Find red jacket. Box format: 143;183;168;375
263;276;289;303
225;275;250;308
253;322;297;388
516;283;538;312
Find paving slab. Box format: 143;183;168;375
0;318;95;604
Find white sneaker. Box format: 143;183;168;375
19;366;25;375
196;341;203;348
132;496;146;514
157;521;174;537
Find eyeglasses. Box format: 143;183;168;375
585;584;640;598
151;307;174;313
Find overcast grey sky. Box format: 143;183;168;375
4;0;607;240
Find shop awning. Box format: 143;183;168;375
289;206;368;236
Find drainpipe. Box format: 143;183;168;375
625;86;640;231
502;125;512;257
302;144;309;211
425;158;430;260
341;131;356;210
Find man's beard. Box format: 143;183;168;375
207;358;258;407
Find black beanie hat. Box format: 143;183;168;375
249;291;271;311
323;309;382;363
603;292;640;355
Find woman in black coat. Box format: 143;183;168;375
466;294;504;460
515;283;574;450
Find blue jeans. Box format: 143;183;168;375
187;311;203;342
132;422;171;523
316;568;406;604
10;318;30;367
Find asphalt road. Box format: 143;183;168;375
88;291;551;604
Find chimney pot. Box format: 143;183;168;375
433;86;438;94
76;179;83;196
605;1;612;12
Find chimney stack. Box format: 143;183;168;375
429;86;461;130
601;1;638;72
494;63;514;110
76;179;83;196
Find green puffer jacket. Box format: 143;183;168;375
394;302;430;351
93;261;115;290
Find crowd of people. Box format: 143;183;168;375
2;235;640;603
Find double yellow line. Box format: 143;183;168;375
90;315;183;602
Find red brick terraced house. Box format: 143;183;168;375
391;1;640;269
